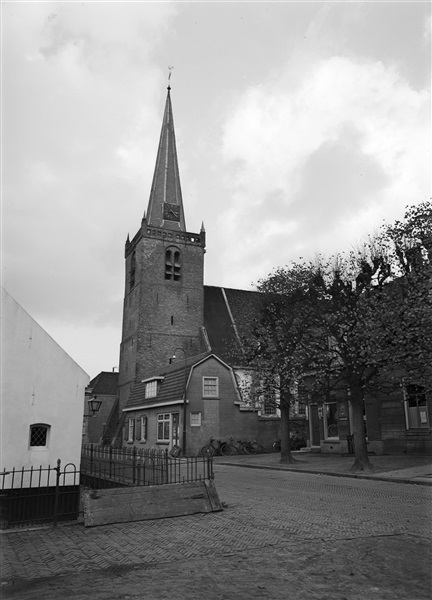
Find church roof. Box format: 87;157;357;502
145;87;186;231
204;286;265;364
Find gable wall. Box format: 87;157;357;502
1;289;89;474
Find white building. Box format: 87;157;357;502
1;288;89;478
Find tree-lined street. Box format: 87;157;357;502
2;463;431;599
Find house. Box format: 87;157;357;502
83;371;119;444
122;352;281;455
1;287;89;474
306;379;431;456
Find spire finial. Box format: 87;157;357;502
168;65;174;90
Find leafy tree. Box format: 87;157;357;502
240;264;321;464
244;201;431;471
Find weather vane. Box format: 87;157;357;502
168;65;174;88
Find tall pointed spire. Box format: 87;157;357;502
145;86;186;231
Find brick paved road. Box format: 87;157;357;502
1;465;431;599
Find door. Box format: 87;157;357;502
310;405;321;446
171;412;180;449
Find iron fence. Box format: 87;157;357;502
80;444;213;489
1;448;214;528
0;460;80;530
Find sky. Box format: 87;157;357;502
2;1;431;379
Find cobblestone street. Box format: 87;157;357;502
2;464;431;599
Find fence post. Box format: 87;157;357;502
53;459;61;528
109;446;113;478
90;443;94;467
132;446;136;485
165;449;169;484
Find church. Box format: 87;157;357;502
95;86;431;457
107;86;282;455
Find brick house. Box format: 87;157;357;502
307;379;431;456
122;353;280;455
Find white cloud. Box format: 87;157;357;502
219;55;430;286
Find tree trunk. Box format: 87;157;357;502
350;385;373;472
279;389;297;464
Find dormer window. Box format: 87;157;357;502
145;381;158;399
141;376;164;399
165;247;181;281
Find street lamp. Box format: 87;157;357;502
84;395;102;417
170;348;187;456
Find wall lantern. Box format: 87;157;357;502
85;396;102;417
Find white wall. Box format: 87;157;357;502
1;288;89;476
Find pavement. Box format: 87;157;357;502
1;451;431;599
215;450;432;486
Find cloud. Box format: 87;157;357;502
219;55;430;286
2;3;177;322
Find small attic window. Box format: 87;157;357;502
165;248;181;281
145;381;158;399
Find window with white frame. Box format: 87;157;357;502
405;384;429;429
157;413;171;441
128;417;134;442
145;380;158;399
139;415;147;442
203;377;219;397
29;424;50;447
190;412;202;427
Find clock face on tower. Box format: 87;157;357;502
163;203;181;222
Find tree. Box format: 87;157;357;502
240;264;322;464
380;202;432;390
243;202;431;471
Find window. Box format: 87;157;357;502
157;414;171;441
190;412;202;427
127;418;135;442
29;424;49;447
263;391;277;415
203;377;219;398
323;402;339;439
165;247;181;281
137;415;147;442
145;380;158;399
405;385;429;429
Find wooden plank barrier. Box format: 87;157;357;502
83;479;223;527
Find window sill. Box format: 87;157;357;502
156;441;169;445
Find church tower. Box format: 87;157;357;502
117;87;207;411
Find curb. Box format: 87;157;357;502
216;461;432;487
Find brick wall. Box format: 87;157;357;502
118;225;206;412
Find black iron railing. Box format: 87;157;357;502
80;444;213;489
0;460;80;529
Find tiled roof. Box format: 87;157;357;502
125;352;212;411
204;286;265;363
89;371;119;395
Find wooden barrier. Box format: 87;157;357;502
83;479;223;527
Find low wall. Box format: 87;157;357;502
83;479;223;527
